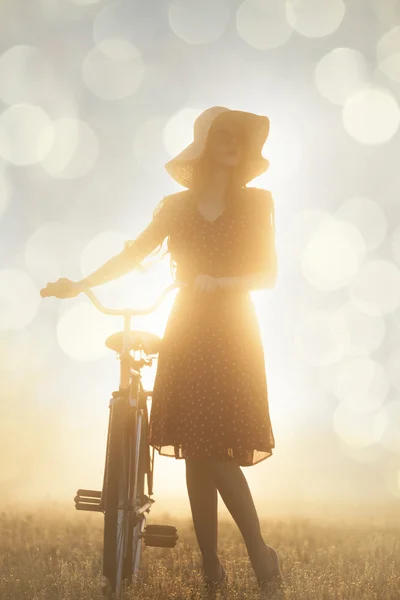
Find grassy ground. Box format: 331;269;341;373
0;505;399;600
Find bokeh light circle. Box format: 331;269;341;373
168;0;231;45
293;309;351;366
335;196;388;252
333;402;388;447
40;118;99;179
0;45;56;107
377;26;400;82
0;104;54;165
349;259;400;316
236;0;293;50
334;301;386;357
25;222;78;285
82;39;145;100
0;269;41;331
337;438;386;463
287;208;333;263
301;219;366;291
333;357;389;412
342;87;400;144
285;0;346;38
314;47;370;105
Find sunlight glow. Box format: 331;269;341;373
301;219;365;291
379;400;400;453
57;301;120;361
333;357;389;412
333;402;388;447
0;269;41;331
294;309;350;367
163;107;204;157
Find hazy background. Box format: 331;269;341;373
1;0;400;521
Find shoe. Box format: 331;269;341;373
256;546;286;593
203;564;228;591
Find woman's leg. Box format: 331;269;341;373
209;459;272;580
185;457;221;580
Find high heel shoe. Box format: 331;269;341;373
203;564;228;592
256;545;285;594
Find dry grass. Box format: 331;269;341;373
0;504;399;600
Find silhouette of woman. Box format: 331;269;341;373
41;106;284;595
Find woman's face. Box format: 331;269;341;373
205;118;246;169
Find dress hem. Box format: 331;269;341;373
149;442;274;467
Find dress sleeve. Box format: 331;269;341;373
244;188;277;279
124;195;173;265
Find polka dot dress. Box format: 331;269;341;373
127;186;276;467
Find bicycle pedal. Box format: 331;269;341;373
74;489;103;512
143;524;179;548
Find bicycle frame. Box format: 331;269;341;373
73;280;185;598
85;278;185;498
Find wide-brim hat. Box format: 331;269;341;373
164;106;270;188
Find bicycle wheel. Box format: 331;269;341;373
124;383;150;583
102;386;150;599
102;391;134;599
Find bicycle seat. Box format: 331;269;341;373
105;330;162;355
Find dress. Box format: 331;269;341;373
126;186;276;467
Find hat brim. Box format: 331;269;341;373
164;110;270;188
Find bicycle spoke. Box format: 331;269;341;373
116;416;130;598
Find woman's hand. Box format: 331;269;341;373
193;274;219;293
40;278;87;299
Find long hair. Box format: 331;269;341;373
142;131;250;279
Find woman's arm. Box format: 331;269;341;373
75;195;174;289
75;247;142;290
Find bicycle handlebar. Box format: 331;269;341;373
83;280;187;316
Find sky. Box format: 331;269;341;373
0;0;400;519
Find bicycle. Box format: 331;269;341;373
40;280;186;599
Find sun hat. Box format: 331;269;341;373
164;106;270;188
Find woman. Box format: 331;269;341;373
41;106;283;594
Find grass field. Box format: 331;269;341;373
1;504;399;600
